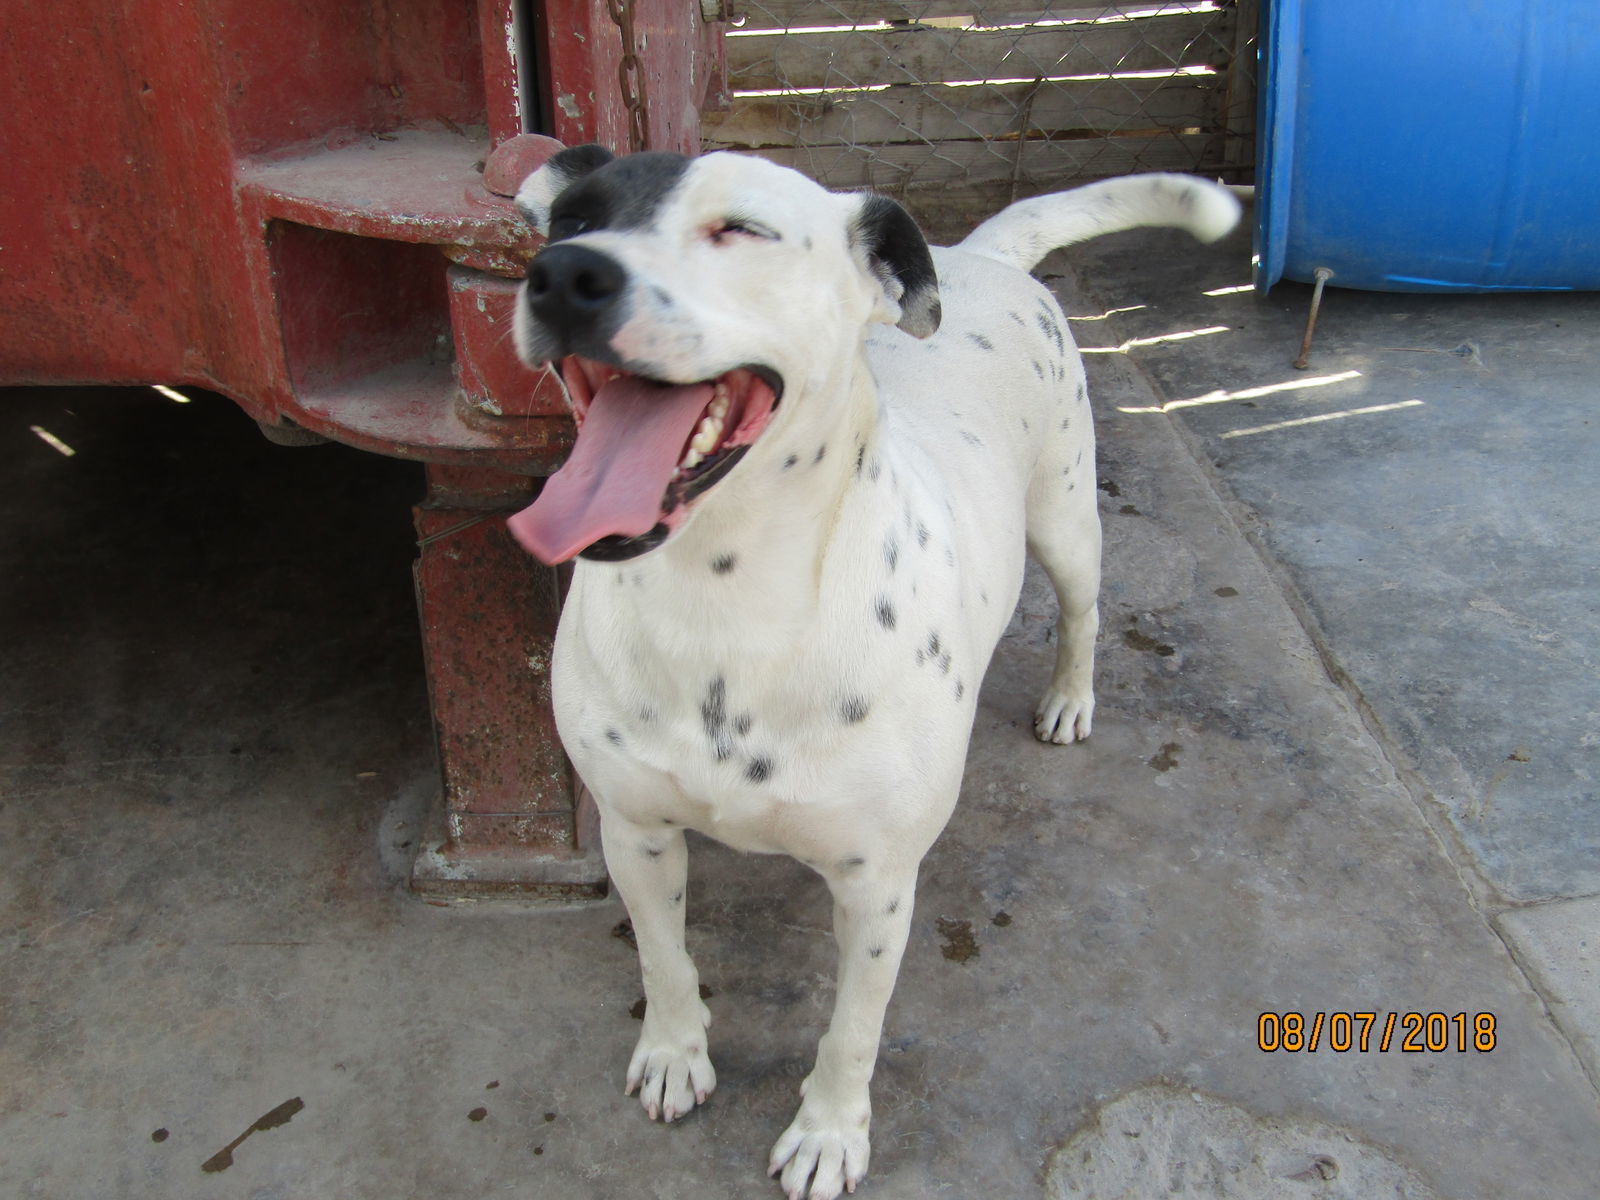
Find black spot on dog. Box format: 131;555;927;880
703;676;736;757
814;444;827;465
979;587;988;605
701;676;726;734
927;631;941;656
955;679;965;700
916;522;930;549
960;430;983;448
733;713;753;736
884;534;900;572
1032;360;1045;379
670;890;683;904
711;553;737;574
886;897;901;915
869;946;884;958
967;332;994;351
841;696;870;724
1060;415;1071;430
1076;382;1087;403
643;845;663;859
938;651;951;675
915;648;925;666
841;856;867;870
746;757;773;783
869;458;882;482
876;597;896;630
783;453;799;470
1021;417;1030;432
1035;309;1065;355
605;727;623;746
855;442;866;477
639;706;657;723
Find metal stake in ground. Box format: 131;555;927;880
1293;267;1335;369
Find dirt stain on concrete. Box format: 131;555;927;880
200;1096;304;1173
1124;627;1176;657
1150;743;1183;772
936;916;980;963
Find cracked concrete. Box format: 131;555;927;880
2;209;1597;1198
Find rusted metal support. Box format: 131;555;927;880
1293;267;1335;370
0;0;722;898
410;464;606;899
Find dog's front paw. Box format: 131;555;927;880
1034;686;1094;743
624;999;716;1122
768;1092;870;1200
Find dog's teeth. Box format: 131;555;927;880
690;421;722;455
681;447;705;470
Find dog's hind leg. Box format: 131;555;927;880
1026;423;1101;743
600;810;717;1121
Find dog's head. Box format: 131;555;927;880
506;146;939;565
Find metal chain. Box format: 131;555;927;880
606;0;650;152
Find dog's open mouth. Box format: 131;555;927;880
507;357;782;564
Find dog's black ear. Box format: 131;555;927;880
850;194;941;338
515;144;616;236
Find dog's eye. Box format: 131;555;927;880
709;218;778;244
548;214;588;242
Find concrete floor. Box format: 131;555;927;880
3;217;1597;1199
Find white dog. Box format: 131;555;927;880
506;147;1238;1199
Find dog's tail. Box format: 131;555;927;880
957;174;1241;274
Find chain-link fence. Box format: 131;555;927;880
704;0;1255;198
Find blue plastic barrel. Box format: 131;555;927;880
1256;0;1600;293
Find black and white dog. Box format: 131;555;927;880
507;146;1238;1199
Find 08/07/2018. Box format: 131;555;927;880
1258;1011;1497;1053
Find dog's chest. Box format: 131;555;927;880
555;509;990;852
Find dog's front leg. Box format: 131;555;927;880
770;860;919;1199
600;810;716;1122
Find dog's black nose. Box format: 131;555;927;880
525;243;627;339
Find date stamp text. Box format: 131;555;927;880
1258;1011;1497;1053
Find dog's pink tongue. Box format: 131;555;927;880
508;376;714;564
